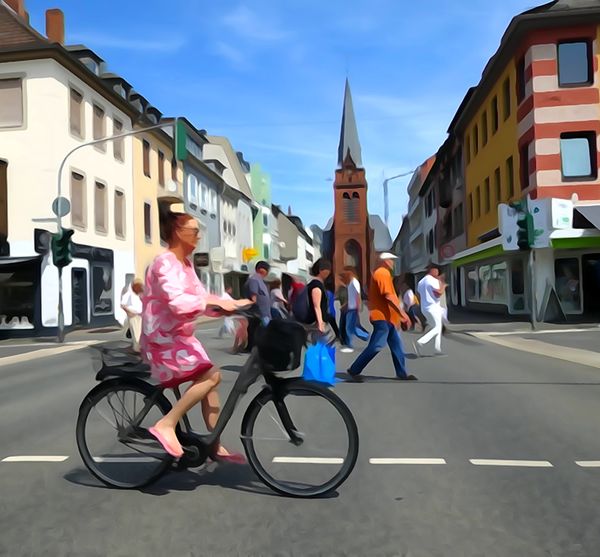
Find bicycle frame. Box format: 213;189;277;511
122;347;304;464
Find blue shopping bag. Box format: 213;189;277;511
302;342;336;385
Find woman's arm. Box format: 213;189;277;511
311;287;325;332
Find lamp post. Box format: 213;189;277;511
383;169;416;228
55;120;185;343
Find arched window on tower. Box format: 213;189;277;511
343;192;358;223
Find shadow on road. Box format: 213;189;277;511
63;465;340;499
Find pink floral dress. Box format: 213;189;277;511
141;251;213;388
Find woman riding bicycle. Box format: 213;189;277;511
141;211;250;461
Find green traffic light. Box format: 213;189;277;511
51;227;74;268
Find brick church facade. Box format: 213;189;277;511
323;80;392;287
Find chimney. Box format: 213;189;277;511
5;0;27;18
45;8;65;44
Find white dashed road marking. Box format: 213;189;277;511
369;458;447;465
272;457;345;464
575;461;600;468
469;459;553;467
92;457;158;463
2;456;69;462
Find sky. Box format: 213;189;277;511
26;0;544;239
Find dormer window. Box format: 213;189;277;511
81;58;98;75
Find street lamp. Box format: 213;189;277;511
54;119;186;343
383;169;416;228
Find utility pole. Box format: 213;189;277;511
54;119;187;343
383;170;416;228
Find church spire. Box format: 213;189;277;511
337;78;362;168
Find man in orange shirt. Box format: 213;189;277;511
346;253;417;382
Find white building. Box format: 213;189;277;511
0;4;137;335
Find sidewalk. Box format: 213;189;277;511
0;315;220;363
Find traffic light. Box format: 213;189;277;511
175;118;187;161
510;202;534;250
51;227;74;268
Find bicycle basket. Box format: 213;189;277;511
255;319;308;372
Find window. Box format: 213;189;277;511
516;56;526;103
511;259;526;311
93;104;106;150
143;140;151;177
144;202;152;242
479;262;508;303
560;132;597;180
468;193;473;223
0;78;23;128
474;125;479;155
481;111;488;146
491;96;499;134
453;203;464;236
171;157;177;181
558;41;592;87
466;267;478;301
466;135;471;164
425;189;435;217
494;167;501;203
158;150;165;186
506;156;515;198
554;258;581;312
70;172;86;229
186;175;198;206
520;143;531;190
502;77;511;121
114;190;125;238
94;181;107;233
263;213;268;227
484;178;490;213
427;230;434;254
113;119;124;161
263;244;270;260
69;88;83;137
92;263;113;316
475;186;481;218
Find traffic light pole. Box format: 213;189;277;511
529;249;538;331
55;121;178;343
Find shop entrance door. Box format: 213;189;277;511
582;254;600;318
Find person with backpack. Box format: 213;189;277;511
292;258;333;334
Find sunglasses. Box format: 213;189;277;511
179;227;201;236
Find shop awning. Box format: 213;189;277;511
0;256;41;267
575;205;600;230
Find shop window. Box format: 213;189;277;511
466;267;478;301
558;41;592;87
0;260;36;328
92;263;113;316
554;258;581;313
560;132;597;180
511;259;525;311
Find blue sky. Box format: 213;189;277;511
27;0;542;238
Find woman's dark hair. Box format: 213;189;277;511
310;258;332;277
162;211;193;243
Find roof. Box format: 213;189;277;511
337;79;363;168
0;2;46;51
205;136;253;199
453;0;600;133
368;214;393;252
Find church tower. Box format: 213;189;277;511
331;79;374;287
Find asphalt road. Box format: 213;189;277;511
2;322;600;556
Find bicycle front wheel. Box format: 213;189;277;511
241;379;359;497
76;379;174;489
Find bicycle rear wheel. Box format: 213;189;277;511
76;379;173;489
241;379;359;497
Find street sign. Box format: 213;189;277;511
52;196;71;218
498;203;519;251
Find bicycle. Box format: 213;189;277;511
76;315;359;498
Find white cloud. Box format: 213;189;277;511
222;6;290;42
69;32;185;53
213;41;247;68
245;141;331;161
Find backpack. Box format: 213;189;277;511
291;285;311;323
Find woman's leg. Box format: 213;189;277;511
152;368;221;456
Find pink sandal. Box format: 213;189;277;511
212;451;247;465
148;427;184;458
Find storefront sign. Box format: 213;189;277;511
551;199;573;229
